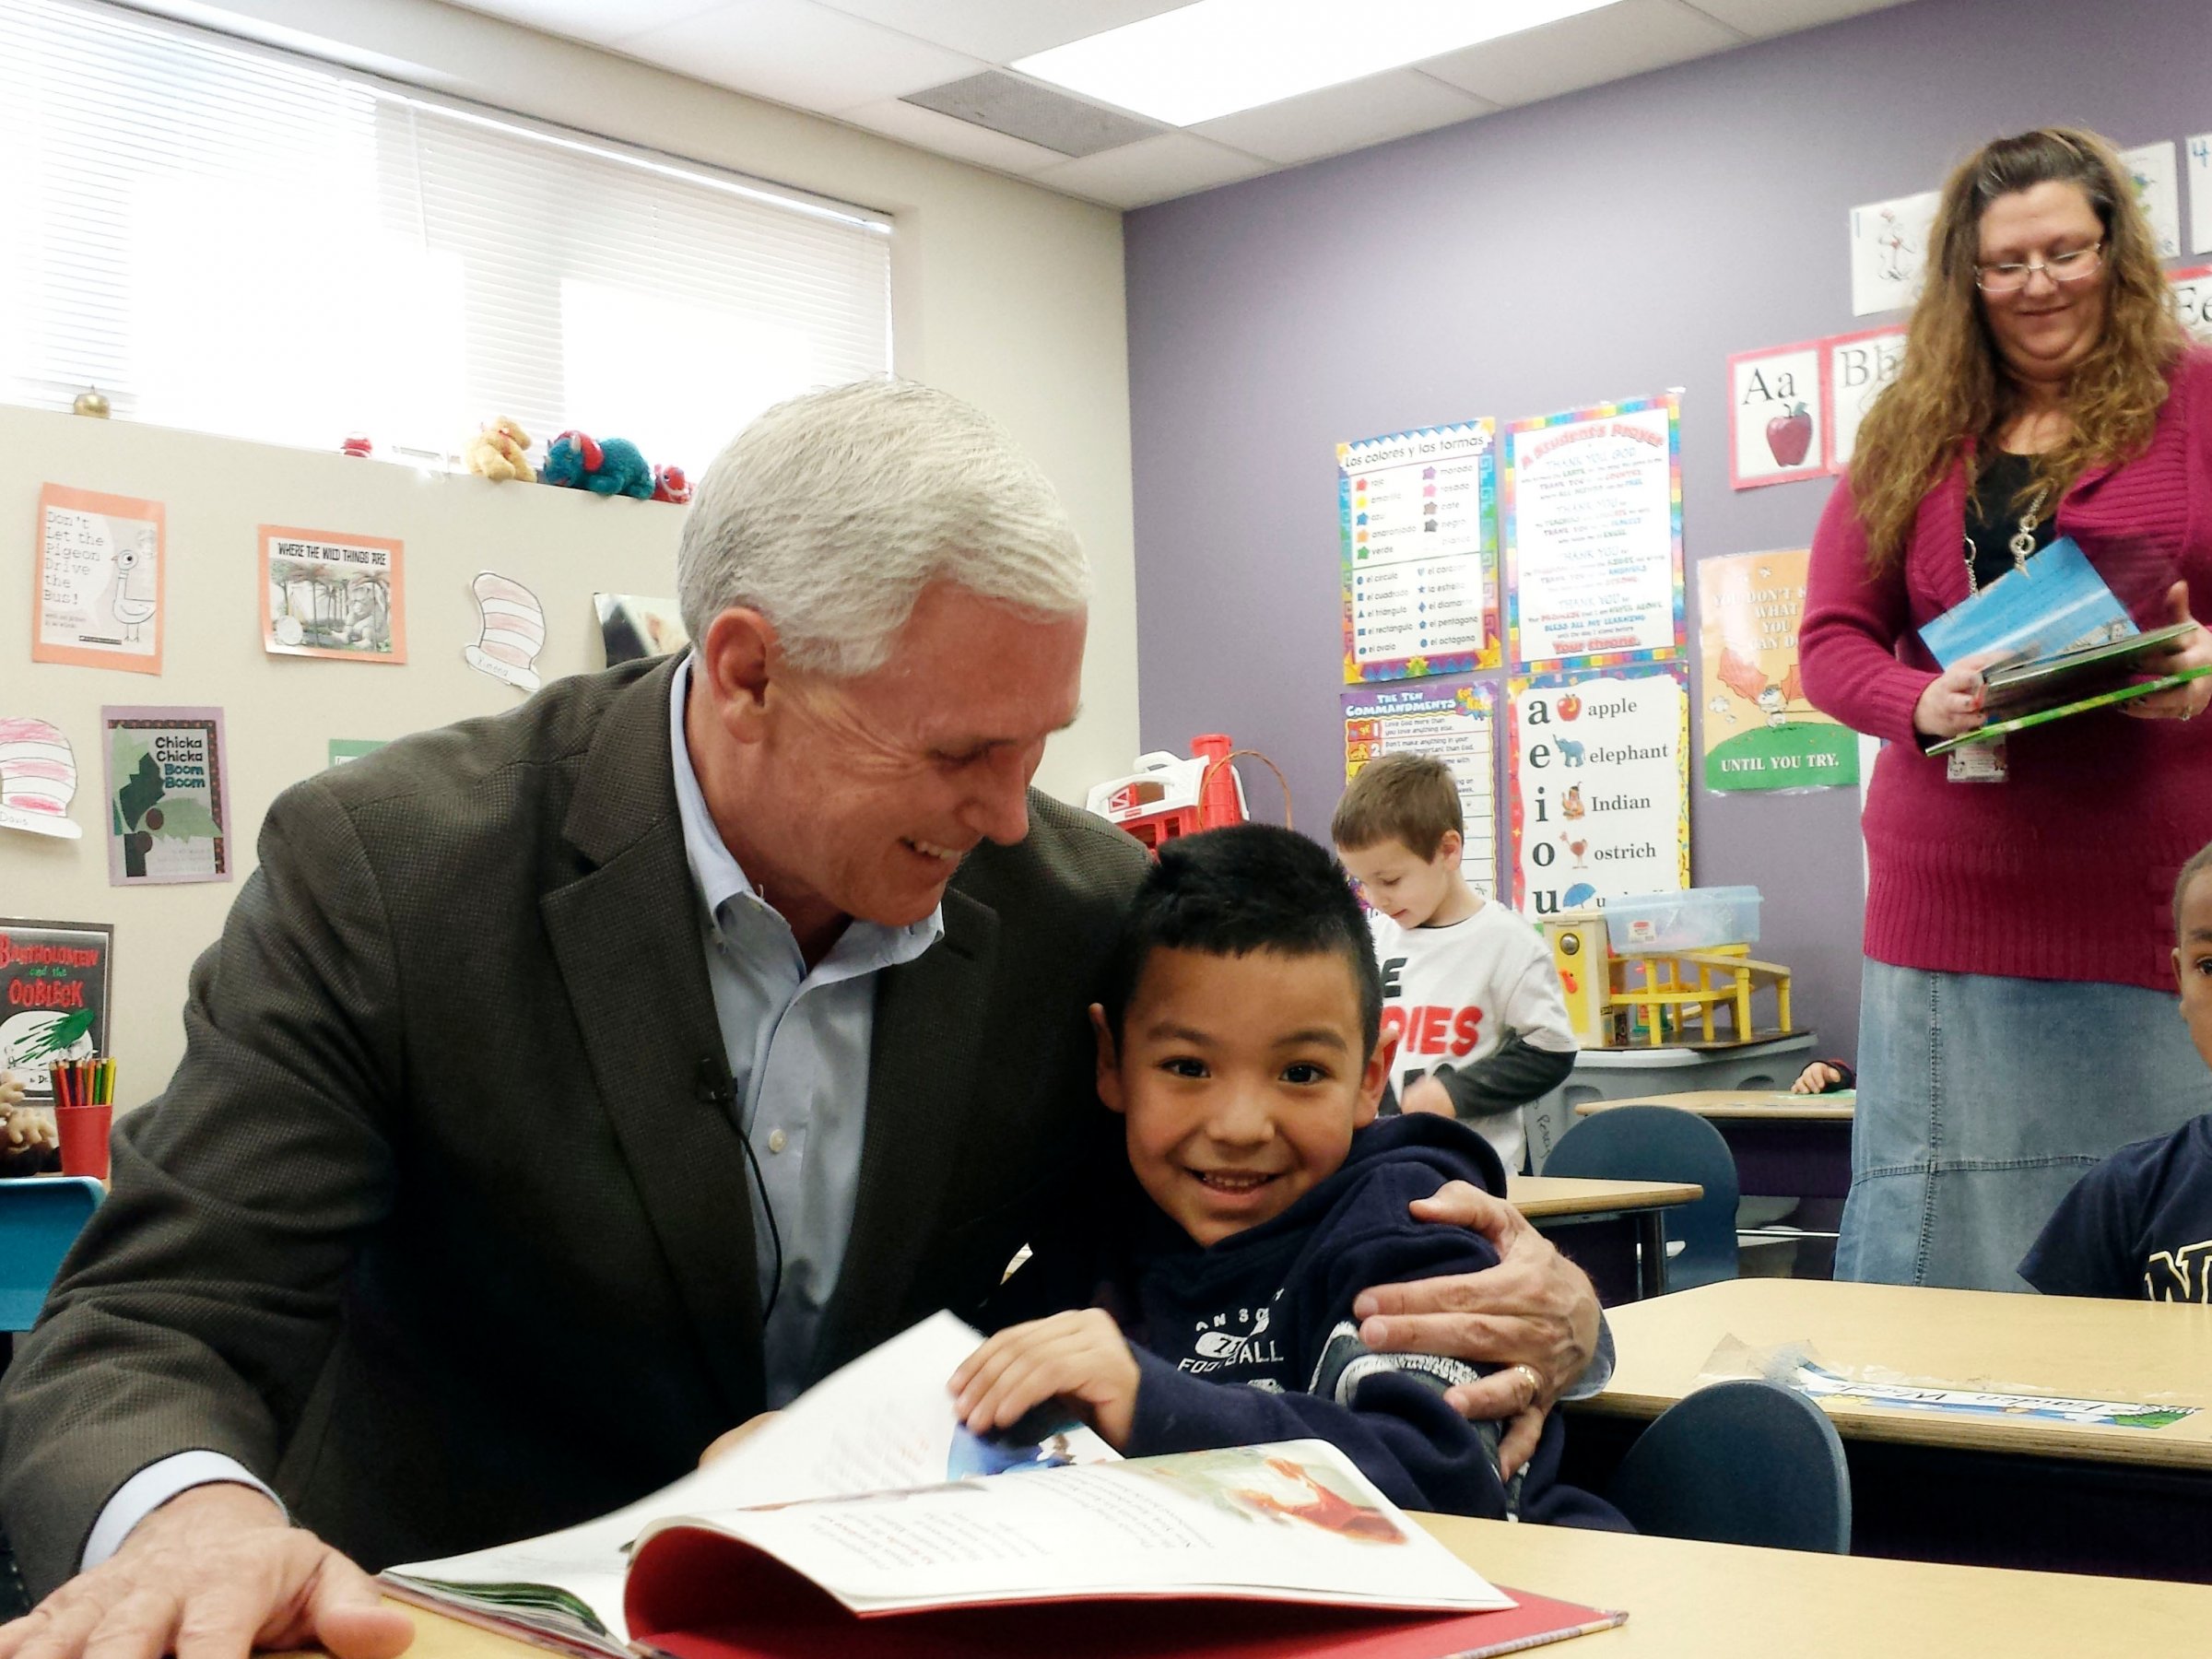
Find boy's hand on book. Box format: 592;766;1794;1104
1912;651;2009;739
949;1311;1138;1450
699;1412;780;1466
1351;1181;1600;1478
0;1483;415;1659
2124;581;2212;721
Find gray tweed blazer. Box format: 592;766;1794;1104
0;657;1146;1596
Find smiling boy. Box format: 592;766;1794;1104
951;825;1620;1526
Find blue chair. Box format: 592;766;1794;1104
1607;1379;1853;1554
1542;1104;1739;1291
0;1176;101;1331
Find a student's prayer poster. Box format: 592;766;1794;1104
260;526;406;663
1339;421;1500;683
1341;681;1499;897
32;484;165;675
2171;265;2212;347
1505;665;1689;917
2192;135;2212;255
1696;550;1857;794
1727;341;1826;489
0;917;112;1105
0;716;85;840
100;706;231;885
2121;139;2183;262
1503;394;1684;673
1822;325;1907;474
1848;188;1939;317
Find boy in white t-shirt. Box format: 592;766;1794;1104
1332;754;1577;1173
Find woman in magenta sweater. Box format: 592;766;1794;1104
1801;126;2212;1291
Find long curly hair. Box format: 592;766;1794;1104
1849;127;2185;569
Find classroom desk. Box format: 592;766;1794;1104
1562;1277;2212;1582
1573;1090;1853;1202
1506;1175;1703;1302
374;1516;2212;1659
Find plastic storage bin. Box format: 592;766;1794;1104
1603;886;1762;954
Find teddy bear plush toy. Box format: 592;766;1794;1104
543;430;655;499
465;417;535;482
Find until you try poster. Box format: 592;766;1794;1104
0;918;112;1104
1504;394;1685;671
1507;665;1689;916
101;706;231;885
1341;682;1498;898
1697;550;1857;793
1340;421;1500;682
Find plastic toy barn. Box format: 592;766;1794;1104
1088;735;1263;856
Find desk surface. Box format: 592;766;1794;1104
1507;1174;1704;1219
381;1517;2212;1659
1581;1277;2212;1469
1574;1089;1853;1123
1569;1033;1813;1070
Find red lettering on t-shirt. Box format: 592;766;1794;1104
1379;1006;1407;1046
1413;1005;1450;1054
1450;1006;1483;1057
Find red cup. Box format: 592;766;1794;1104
55;1105;112;1181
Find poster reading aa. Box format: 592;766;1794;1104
1507;666;1688;916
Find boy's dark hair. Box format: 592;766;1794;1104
1331;754;1463;860
1102;824;1382;1058
2177;840;2212;934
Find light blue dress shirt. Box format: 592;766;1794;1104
663;656;942;1405
84;657;940;1567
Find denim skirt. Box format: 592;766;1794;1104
1835;959;2212;1290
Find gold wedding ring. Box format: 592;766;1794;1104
1511;1362;1543;1400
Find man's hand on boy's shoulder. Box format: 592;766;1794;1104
950;1310;1139;1450
1349;1179;1602;1479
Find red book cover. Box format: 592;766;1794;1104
625;1524;1626;1659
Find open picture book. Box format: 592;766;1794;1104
382;1312;1625;1659
1917;535;2210;755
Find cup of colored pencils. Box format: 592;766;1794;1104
53;1057;115;1181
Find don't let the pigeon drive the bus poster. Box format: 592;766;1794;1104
33;483;166;675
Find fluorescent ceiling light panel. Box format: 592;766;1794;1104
1015;0;1619;127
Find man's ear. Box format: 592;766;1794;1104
698;607;781;745
1355;1028;1397;1128
1089;1003;1125;1114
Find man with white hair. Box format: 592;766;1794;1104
0;382;1602;1659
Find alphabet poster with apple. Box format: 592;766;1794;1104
1728;342;1825;488
1339;420;1500;683
1342;680;1498;897
1696;550;1857;794
1848;188;1939;317
1503;394;1684;673
1822;325;1907;473
1505;665;1688;917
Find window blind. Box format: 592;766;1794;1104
0;0;894;473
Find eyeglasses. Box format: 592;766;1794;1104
1974;241;2104;294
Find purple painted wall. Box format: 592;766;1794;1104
1124;0;2210;1061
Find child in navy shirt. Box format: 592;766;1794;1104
950;824;1622;1528
2020;841;2212;1300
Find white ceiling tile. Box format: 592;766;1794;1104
1193;68;1493;168
1683;0;1917;35
619;0;988;113
839;97;1072;176
809;1;1193;63
1031;132;1271;210
1421;0;1743;108
441;0;726;51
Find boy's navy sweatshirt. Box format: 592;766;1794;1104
990;1112;1625;1528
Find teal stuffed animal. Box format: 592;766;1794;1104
543;430;655;499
